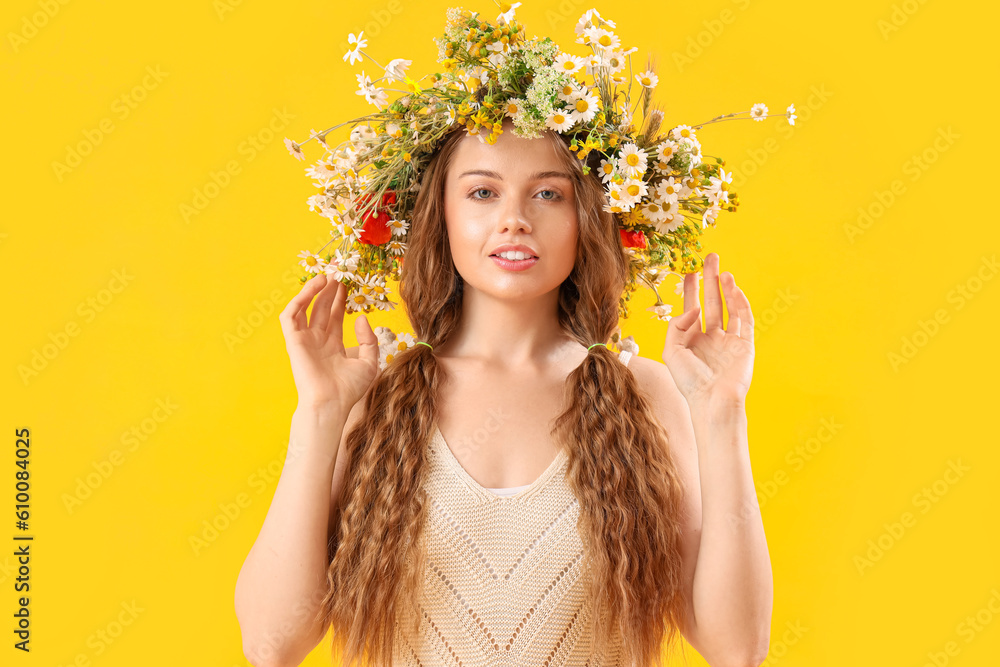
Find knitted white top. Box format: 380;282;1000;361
392;351;634;666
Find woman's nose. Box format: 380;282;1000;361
496;194;532;234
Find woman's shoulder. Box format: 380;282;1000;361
624;354;687;413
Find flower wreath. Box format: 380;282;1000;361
284;2;793;363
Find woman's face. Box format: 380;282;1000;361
443;122;579;303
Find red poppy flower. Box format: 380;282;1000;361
619;229;647;249
357;190;396;245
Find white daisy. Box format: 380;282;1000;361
343;31;367;66
504;98;526;119
384;122;403;139
384;58;412;83
655;204;686;234
655;140;677;163
702;203;721;228
634;70;658;89
465;65;487;89
323;248;360;281
553;52;586;75
569;91;600;124
297;250;326;274
647;303;673;321
786;103;797;126
597;158;617;184
284;137;304;161
575;8;616;42
557;81;584;104
604;184;635;212
750;103;768;121
616;142;648;178
584;26;620;51
388;218;410;236
350;124;376;143
670;125;697;142
639;198;669;224
622;177;648;201
497;1;521;24
545;109;576;133
655;176;683;204
387;239;407;256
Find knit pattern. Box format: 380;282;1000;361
392;353;633;666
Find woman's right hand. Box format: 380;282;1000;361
278;273;380;413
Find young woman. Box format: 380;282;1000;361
236;118;772;667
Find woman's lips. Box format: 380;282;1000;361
490;254;539;271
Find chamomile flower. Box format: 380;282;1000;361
545;109;576;133
639;199;669;224
384;58;412;83
504;97;526;119
634;70;658;89
598;158;617;184
655;140;677;163
557;81;584;104
384;122;403;139
348;284;375;311
616;142;648;177
670;125;697;142
750;103;768;121
584;26;621;51
655;176;683;204
388;218;410;236
497;1;521;24
298;250;326;274
387;239;407;256
355;71;388;109
786;103;797;125
647;302;673;321
655;204;686;234
323;249;361;281
604;184;635;212
284;137;304;161
569;91;600;124
465;65;487;89
553;52;586;74
343;31;367;66
350;124;376;143
622;177;648;200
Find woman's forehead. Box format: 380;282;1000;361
451;132;565;176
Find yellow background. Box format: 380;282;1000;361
3;0;998;664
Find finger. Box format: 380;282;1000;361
683;271;699;314
308;274;338;332
734;283;754;345
704;253;724;332
327;280;348;345
279;274;327;335
666;305;701;349
355;314;380;368
726;311;741;337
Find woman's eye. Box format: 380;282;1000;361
471;188;492;200
538;190;559;200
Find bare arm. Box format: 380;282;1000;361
234;403;348;667
656;253;772;667
632;356;771;667
235;274;379;667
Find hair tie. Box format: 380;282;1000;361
587;343;608;351
415;341;433;350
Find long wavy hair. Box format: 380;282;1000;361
319;124;690;667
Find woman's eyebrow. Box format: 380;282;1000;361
458;169;573;181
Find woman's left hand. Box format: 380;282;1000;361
661;253;755;408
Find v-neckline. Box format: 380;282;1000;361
431;424;568;501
